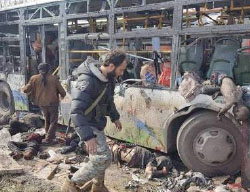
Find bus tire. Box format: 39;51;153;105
177;111;241;177
0;81;15;123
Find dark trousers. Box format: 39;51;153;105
40;106;58;141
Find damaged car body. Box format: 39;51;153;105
0;0;250;177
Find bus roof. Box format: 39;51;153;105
0;0;63;11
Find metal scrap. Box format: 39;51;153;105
160;171;214;192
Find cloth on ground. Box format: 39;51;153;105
127;146;155;168
61;132;80;154
112;145;172;170
162;171;214;192
8;141;39;160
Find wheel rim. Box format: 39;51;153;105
0;91;10;112
193;127;236;166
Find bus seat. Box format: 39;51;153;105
179;44;204;73
207;38;240;79
234;47;250;86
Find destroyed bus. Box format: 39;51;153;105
1;0;250;177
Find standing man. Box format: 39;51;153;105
62;50;127;192
22;63;66;144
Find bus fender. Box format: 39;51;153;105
163;104;240;153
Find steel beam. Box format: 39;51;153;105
181;24;250;35
67;33;110;40
65;1;175;18
0;36;20;41
66;11;109;20
107;0;112;8
41;25;46;63
114;0;119;8
172;4;183;31
2;42;7;72
113;2;175;15
66;0;88;3
170;3;183;89
179;0;227;6
18;9;26;76
170;35;180;90
43;7;56;17
29;7;40;20
59;2;67;80
113;28;174;39
0;21;20;26
108;0;115;48
22;18;62;26
87;0;90;13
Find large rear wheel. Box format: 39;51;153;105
177;111;241;177
0;81;15;124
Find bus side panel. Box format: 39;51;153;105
105;86;187;153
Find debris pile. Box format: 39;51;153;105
0;112;248;191
160;171;214;192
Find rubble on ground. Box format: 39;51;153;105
0;128;11;146
159;171;214;192
0;114;249;192
0;149;23;175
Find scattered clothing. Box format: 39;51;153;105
210;72;227;86
110;144;173;176
162;171;214;192
61;132;80;154
38;151;50;159
178;72;202;102
8;141;39;160
26;133;43;143
127;146;155;168
145;156;173;179
22;113;43;129
9;119;29;135
61;139;79;154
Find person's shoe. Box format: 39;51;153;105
61;177;80;192
80;180;93;191
10;151;23;160
91;177;109;192
42;139;58;146
23;150;35;160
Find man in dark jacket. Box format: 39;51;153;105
22;63;66;144
62;50;127;192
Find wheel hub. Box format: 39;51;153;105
193;127;236;166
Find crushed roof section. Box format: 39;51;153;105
0;0;63;11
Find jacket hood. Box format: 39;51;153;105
77;56;108;82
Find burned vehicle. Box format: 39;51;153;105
0;0;250;177
105;37;250;177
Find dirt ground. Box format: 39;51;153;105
0;118;186;192
0;143;169;192
0;162;161;192
0;124;246;192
